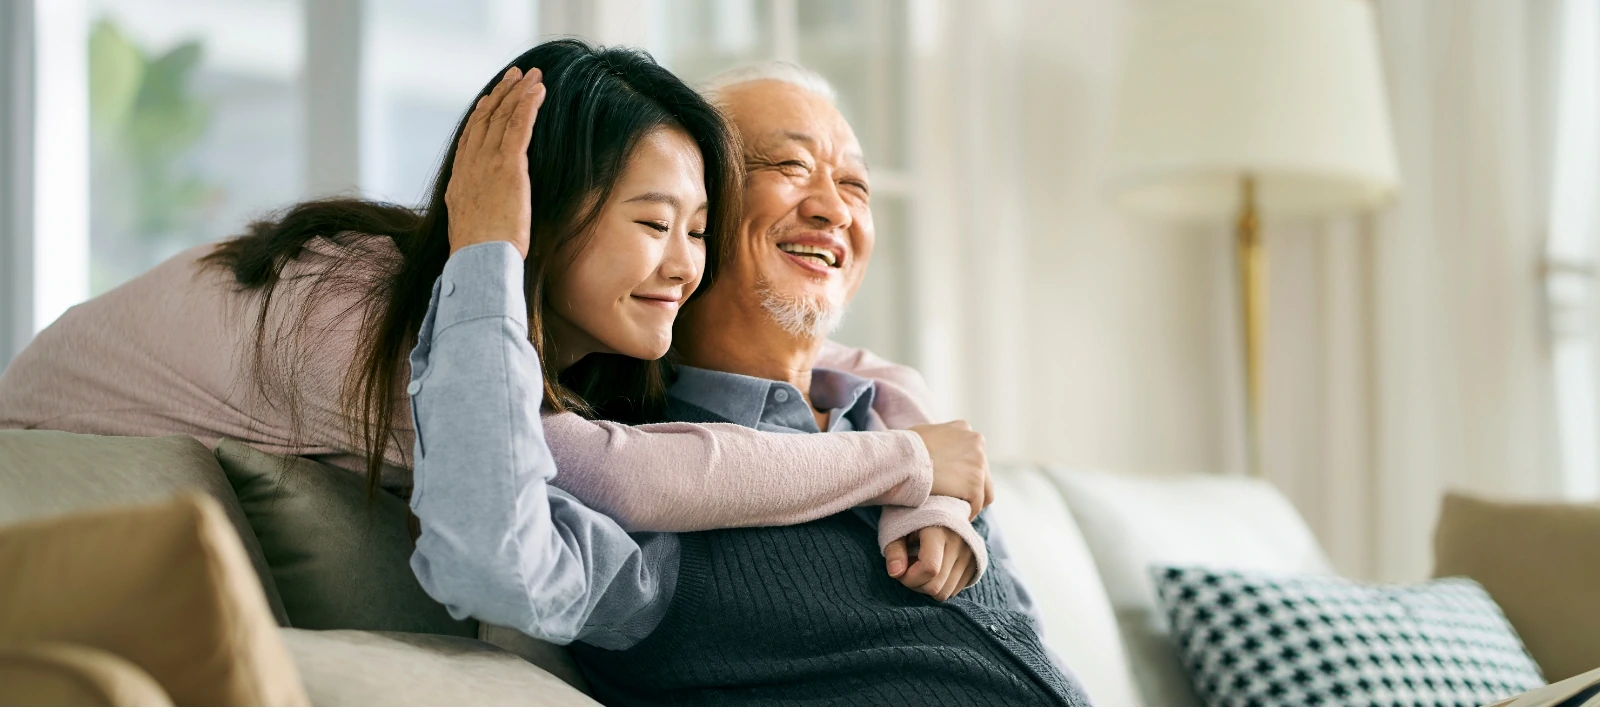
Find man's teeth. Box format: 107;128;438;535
778;243;838;267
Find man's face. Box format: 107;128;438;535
717;80;874;338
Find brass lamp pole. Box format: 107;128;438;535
1236;175;1264;478
1106;0;1399;481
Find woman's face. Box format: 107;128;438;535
546;127;709;367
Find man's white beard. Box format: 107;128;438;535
755;275;845;340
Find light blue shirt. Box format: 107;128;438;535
405;242;670;649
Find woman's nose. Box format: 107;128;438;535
660;231;702;283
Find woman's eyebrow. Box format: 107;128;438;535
625;192;709;215
623;192;682;208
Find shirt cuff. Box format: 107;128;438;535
434;242;528;333
878;497;990;589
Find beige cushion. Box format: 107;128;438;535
282;629;597;706
215;440;475;637
1051;468;1332;707
0;493;308;705
478;623;591;694
0;642;173;706
1434;493;1600;682
0;430;288;624
989;463;1138;706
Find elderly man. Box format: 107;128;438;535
406;62;1089;706
572;65;1086;705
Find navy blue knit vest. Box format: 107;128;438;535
568;400;1090;706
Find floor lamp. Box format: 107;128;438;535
1104;0;1400;477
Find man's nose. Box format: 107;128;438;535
799;178;852;229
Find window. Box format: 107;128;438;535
1547;0;1600;499
365;0;540;204
2;0;916;370
88;0;305;295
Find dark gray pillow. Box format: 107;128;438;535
0;430;288;625
214;439;476;637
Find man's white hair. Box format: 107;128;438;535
699;61;838;107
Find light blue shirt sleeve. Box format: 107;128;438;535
405;241;675;649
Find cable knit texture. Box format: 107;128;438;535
0;235;945;543
570;513;1087;706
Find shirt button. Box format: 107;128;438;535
443;280;456;296
989;624;1008;639
773;389;789;403
407;380;422;395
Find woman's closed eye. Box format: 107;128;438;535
637;220;671;233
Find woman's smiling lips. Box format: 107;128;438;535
631;293;681;310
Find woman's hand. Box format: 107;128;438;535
884;526;978;601
445;66;547;259
911;421;993;520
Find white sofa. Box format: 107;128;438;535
992;464;1334;707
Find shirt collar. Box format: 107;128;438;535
810;368;877;431
668;365;877;433
668;366;774;429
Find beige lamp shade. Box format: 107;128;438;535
1106;0;1401;221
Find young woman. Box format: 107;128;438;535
0;40;984;587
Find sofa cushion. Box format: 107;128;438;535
1153;567;1543;707
282;629;597;706
989;463;1138;706
1434;493;1600;683
0;492;309;706
0;430;287;624
0;641;173;706
1050;468;1333;706
214;440;475;637
477;623;591;695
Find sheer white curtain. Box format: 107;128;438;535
1266;0;1568;582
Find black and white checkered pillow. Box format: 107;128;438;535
1152;567;1544;707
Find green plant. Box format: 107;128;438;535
89;18;218;267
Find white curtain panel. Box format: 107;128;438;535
1264;0;1565;582
912;0;1572;585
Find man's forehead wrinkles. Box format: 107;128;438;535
749;130;813;151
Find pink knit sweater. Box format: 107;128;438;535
0;237;975;560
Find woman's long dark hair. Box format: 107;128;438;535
202;39;742;494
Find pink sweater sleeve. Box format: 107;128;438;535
542;414;931;532
818;340;989;587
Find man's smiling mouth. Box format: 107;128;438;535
777;243;839;268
